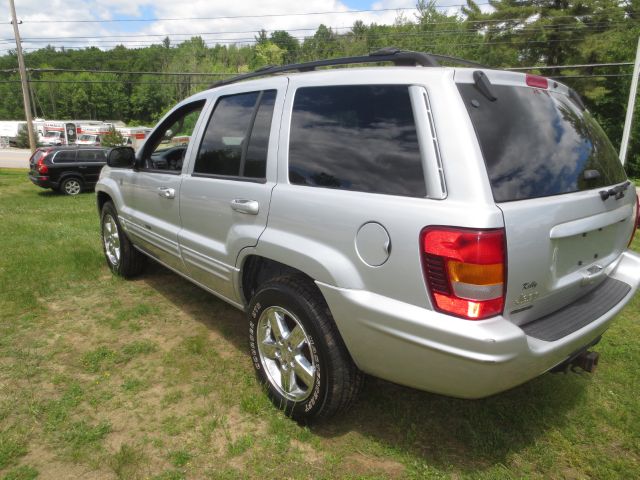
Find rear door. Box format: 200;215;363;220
178;79;286;302
457;71;637;326
76;149;107;185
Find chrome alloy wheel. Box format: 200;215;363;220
63;178;81;195
257;306;317;402
102;214;121;267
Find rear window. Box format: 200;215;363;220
458;83;627;202
288;85;426;197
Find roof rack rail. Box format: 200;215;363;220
210;48;486;88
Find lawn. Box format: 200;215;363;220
1;168;639;480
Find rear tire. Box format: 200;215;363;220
248;276;363;422
100;201;145;278
61;177;83;196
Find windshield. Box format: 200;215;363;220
78;135;96;141
44;131;60;138
458;83;627;202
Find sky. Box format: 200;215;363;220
0;0;483;56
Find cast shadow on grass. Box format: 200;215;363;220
36;190;60;197
138;261;587;472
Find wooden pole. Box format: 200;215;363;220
9;0;36;153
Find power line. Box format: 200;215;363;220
0;18;633;53
549;73;633;79
11;6;446;24
0;61;628;77
7;5;628;27
9;34;630;53
26;68;230;76
0;72;633;85
510;62;634;70
0;79;218;84
9;18;631;42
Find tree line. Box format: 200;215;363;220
1;0;639;175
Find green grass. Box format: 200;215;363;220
1;167;640;478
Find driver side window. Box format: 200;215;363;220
141;100;205;172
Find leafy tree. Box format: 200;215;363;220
270;31;300;63
253;42;285;68
14;124;30;148
101;126;125;147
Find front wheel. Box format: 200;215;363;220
248;276;363;421
100;201;145;278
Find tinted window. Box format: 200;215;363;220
194;92;259;176
244;90;276;178
145;100;205;172
458;83;627;202
288;85;426;197
77;150;107;163
52;150;76;163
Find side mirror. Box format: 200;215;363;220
107;147;136;168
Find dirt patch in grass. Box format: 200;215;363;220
343;452;405;478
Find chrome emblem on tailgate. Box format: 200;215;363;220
581;264;604;286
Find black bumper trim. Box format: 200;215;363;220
521;277;631;342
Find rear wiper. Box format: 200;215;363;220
599;181;631;201
473;71;497;102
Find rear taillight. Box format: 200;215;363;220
36;156;48;174
421;227;506;320
526;74;549;89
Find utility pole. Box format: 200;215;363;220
620;36;640;166
9;0;36;153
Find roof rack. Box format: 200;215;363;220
210;47;486;88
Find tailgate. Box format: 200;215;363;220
455;69;636;326
499;189;636;325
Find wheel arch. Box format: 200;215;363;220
239;254;318;306
96;190;112;215
59;172;84;185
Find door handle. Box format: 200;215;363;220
158;187;175;199
230;198;259;215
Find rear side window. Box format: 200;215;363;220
288;85;426;197
194;90;276;179
52;150;76;163
458;83;627;202
77;150;106;162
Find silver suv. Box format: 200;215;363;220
96;50;640;421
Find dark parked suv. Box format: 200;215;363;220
28;146;108;195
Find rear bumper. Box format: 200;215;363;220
318;249;640;399
28;173;55;189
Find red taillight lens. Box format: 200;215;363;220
526;74;549;89
36;157;48;174
421;227;506;320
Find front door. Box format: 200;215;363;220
120;100;207;273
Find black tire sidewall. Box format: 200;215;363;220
100;202;124;275
248;285;328;420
